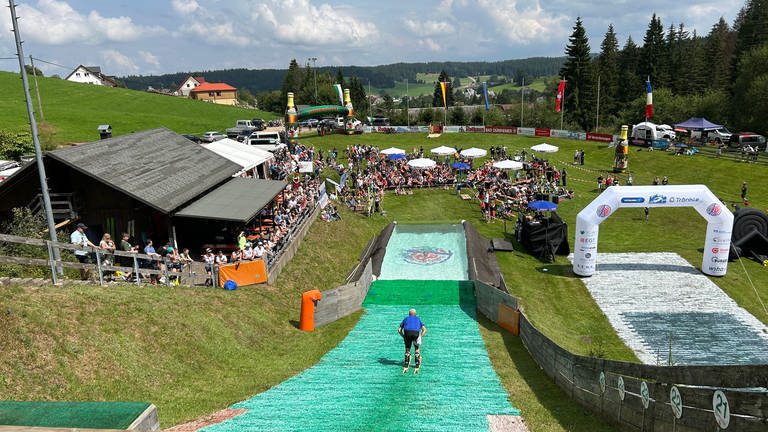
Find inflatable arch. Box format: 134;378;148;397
284;90;356;137
573;185;734;277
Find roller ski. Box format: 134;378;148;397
413;353;422;375
402;352;411;374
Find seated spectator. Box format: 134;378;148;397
243;242;255;260
231;248;243;263
215;250;228;266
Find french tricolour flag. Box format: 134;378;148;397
645;78;653;119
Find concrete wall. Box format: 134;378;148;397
476;285;768;431
474;281;517;323
314;261;373;327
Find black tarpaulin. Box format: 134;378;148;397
520;212;570;262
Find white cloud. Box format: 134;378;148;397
16;0;165;45
101;49;139;73
420;38;442;52
254;0;378;47
185;22;252;47
139;51;160;67
405;19;455;37
477;0;569;44
171;0;201;15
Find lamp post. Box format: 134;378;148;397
404;78;409;127
308;57;317;104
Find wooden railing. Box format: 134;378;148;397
0;233;213;287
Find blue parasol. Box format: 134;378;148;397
388;153;407;160
528;200;558;211
451;162;470;170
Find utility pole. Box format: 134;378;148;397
520;77;525;127
595;74;601;132
9;0;60;279
405;78;409;127
308;57;317;104
29;55;44;122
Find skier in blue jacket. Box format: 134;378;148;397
398;308;427;369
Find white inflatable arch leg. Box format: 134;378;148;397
573;185;733;277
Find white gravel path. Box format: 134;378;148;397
575;252;768;365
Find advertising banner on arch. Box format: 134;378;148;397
573;185;733;277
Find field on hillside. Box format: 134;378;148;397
3;123;768;430
0;72;277;145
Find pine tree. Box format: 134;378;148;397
335;68;345;87
597;24;620;124
280;59;304;108
559;17;595;131
432;70;454;108
618;36;643;107
734;0;768;62
705;17;735;92
730;43;768;134
640;14;668;87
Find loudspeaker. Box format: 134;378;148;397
552;195;559;204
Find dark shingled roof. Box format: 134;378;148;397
46;128;241;213
175;178;286;222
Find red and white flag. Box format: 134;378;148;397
555;80;565;112
645;78;653;119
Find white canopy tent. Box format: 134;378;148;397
202;138;275;178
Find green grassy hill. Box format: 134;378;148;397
0;71;277;146
3;81;768;431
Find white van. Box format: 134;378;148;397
692;127;732;144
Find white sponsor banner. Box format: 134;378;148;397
518;127;536;136
298;161;313;173
443;126;463;133
573;185;733;277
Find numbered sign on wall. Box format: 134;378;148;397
670;386;683;419
617;376;625;401
640;381;650;409
713;390;730;429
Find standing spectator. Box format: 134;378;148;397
627;172;633;186
662;176;669;185
143;239;161;285
597;175;604;191
230;248;243;263
203;248;215;286
243;242;255;260
741;182;748;202
70;223;97;280
99;233;116;281
653;176;660;185
237;231;247;251
215;250;228;266
561;168;567;187
644;207;649;222
119;232;138;282
179;247;194;271
579;150;585;165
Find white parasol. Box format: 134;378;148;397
380;147;406;155
492;160;524;170
430;145;457;156
407;158;437;169
460;147;487;158
530;143;559;153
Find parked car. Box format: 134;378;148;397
656;124;676;140
201;131;226;143
691;127;732;144
728;132;766;151
251;118;266;131
0;160;21;182
181;134;202;143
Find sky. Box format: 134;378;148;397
0;0;742;78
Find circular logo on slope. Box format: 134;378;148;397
402;246;453;265
706;203;722;217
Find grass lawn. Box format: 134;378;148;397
0;72;276;146
3;124;768;430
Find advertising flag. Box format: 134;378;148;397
645;78;653;119
555;80;565;112
483;82;490;111
334;84;344;106
440;81;447;108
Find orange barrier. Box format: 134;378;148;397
217;259;268;287
299;289;322;331
497;303;520;336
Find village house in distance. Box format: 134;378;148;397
64;65;118;87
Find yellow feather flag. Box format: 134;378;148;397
440;81;447;108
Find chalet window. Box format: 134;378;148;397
208;92;215;97
75;72;80;77
85;72;90;77
186;83;191;87
216;91;222;96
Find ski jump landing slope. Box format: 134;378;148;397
203;280;520;431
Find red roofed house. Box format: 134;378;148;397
189;82;238;106
176;75;206;97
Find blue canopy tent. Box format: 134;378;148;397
673;117;723;131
